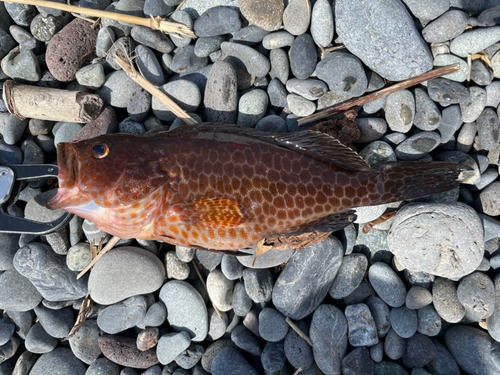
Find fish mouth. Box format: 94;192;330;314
46;142;79;210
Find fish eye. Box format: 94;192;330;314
91;143;110;159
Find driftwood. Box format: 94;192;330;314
3;80;103;123
297;63;461;126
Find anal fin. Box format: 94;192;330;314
285;210;357;235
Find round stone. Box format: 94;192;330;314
390;307;418;338
450;26;500;57
405;286;433;310
329;253;368;299
354;118;388;143
206;269;234;312
157;331;191;365
159;280;208;342
282;0;311;35
237;89;269;127
388;202;484;280
262;31;295;50
434;54;469;82
68;319;101;364
422;10;468;43
384;90;415;133
311;0;334;48
194;6;241;37
152;80;201;121
413;87;442;131
457;272;495;321
432;277;466;323
460;86;487;123
368;262;406;307
97;296;147;334
287;94;316;116
365;296;391;338
203;60;238;124
258;308;289;342
395;131;441;160
289;33;317;80
476;108;500;151
88;246;165;305
220;42;270;78
417;305;442;337
284;319;313;370
427;78;470;107
30;348;87;375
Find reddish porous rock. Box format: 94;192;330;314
46;18;98;82
99;334;159;369
72;106;118;142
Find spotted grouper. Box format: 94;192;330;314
47;123;470;253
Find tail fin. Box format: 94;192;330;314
371;161;472;203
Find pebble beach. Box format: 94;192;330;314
2;0;500;374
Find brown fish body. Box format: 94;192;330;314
48;124;468;252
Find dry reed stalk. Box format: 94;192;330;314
297;63;461;126
112;52;199;126
67;292;93;339
0;0;196;38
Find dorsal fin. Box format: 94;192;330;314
167;123;372;172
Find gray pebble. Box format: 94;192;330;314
477;107;500;151
370;341;384;362
96;70;139;108
131;26;173;53
329;253;368;299
0;29;16;60
127;86;151;123
142;302;167;328
384;328;406;360
66;243;92;272
243;268;273;303
365;296;391;338
136;45;164;86
283;0;311;35
310;304;347;375
175;344;204;370
157;331;191;365
14;242;87;301
206;307;227;342
316;51;367;98
152;80;201;121
258;308;288;342
345;303;379;347
0;269;42;312
231;325;261;356
471;59;493;86
206;269;234;312
284;319;313;370
221;255;244;280
432;277;465;323
175;246;195;263
88;246;165;305
87;358;120;375
34;305;73;339
220;42;270;77
96;26;115;57
194;36;224;58
438;104;462;143
1;48;41;82
395;131;441;160
287;94;316;116
427;341;461;375
286;78;327;101
417;305;442;337
75;63;105;89
0;320;14;347
4;3;36;27
25;322;58;354
194;6;241;37
457;271;495;321
3;115;27;145
390;307;418;338
68;319;101;364
474;168;498;190
450;26;500;57
29;347;87;375
268;78;288;111
210;347;258;375
237;89;269;127
255;115;287;132
359;141;396;166
165;251;189;280
388;202;484;280
203;60;237;124
171;45;208;75
289;33;317;80
195;251;222;271
368;262;406;307
310;0;334;47
434;54;469;82
456;122;477;153
262;31;295;50
422;10;468;43
273;237;343;319
160;280;208;342
405;286;432;310
261;340;286;373
428;78;470;106
232;281;253;317
143;0;173;17
460;86;487;124
384;90;415;133
82;219;110;246
242;308;260;338
269;48;289;84
97;295;147;334
169;10;192;48
233;25;269;46
355;118;388;143
413;87;441;131
30;14;61;42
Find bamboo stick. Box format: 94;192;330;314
297;63;461;126
112;52;198;126
0;0;196;38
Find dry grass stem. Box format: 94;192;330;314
292;369;303;375
67;292;94;339
297;63;461;126
77;236;121;279
192;260;223;320
285;317;313;347
112;52;199;126
0;0;196;38
467;54;472;83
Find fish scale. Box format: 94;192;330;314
47;123;470;253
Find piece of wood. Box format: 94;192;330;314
112;53;199;126
3;80;103;123
297;64;461;126
0;0;196;38
77;236;121;279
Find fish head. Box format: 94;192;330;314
47;134;169;237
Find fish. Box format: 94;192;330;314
47;123;471;254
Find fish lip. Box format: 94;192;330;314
47;142;78;210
